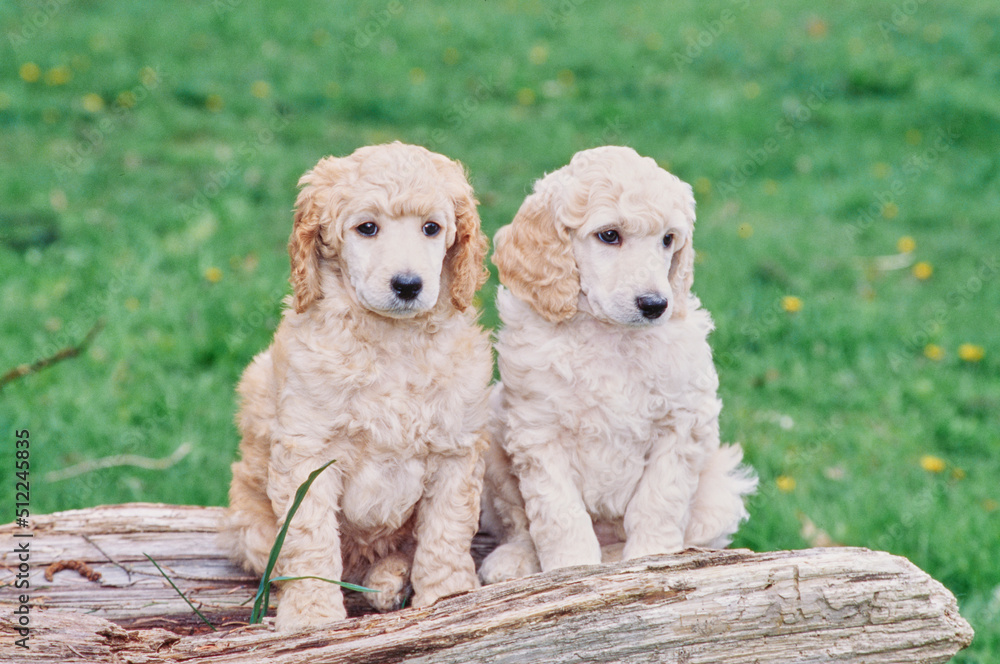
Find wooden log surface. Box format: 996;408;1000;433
0;503;974;663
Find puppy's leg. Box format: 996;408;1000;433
267;440;347;630
224;455;278;575
513;430;602;572
622;421;702;559
363;551;413;612
223;352;279;574
409;444;484;608
684;444;757;548
479;435;540;584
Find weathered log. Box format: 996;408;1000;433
1;503;973;663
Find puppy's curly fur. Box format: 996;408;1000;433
223;143;492;630
480;146;757;583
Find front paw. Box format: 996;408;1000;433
275;581;347;631
411;569;479;608
622;533;684;560
479;540;541;584
363;554;412;612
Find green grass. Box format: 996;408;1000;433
1;1;997;659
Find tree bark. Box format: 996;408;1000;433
1;503;973;663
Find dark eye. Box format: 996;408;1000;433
663;233;674;248
357;222;378;237
597;229;620;245
422;221;441;237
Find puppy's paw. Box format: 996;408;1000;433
275;582;347;631
363;553;412;612
411;566;479;608
622;536;684;561
479;540;541;585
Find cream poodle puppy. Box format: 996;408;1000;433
479;146;757;583
223;142;492;630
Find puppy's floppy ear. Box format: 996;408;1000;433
493;189;579;322
668;181;697;319
288;156;348;313
433;156;489;311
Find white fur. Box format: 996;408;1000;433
222;143;491;630
480;146;757;583
340;211;452;317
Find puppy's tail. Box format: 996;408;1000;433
684;444;758;549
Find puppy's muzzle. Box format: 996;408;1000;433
636;294;668;320
391;273;423;301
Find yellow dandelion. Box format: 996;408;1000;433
557;69;575;87
871;162;891;179
312;29;330;46
409;67;426;85
742;81;761;100
737;223;754;239
881;202;898;219
241;253;259;273
116;90;136;109
951;468;966;481
776;476;796;493
442;47;460;65
983;499;999;513
897;235;916;253
806;17;828;39
206;93;224;112
139;66;159;87
516;88;536;106
693;177;711;197
49;189;68;212
529;44;549;65
204;267;223;283
763;179;778;195
82;93;104;113
905;129;923;146
920;455;946;473
781;296;803;313
957;343;984;363
90;33;110;51
644;32;662;51
45;65;72;86
250;80;271;99
124;297;141;312
912;261;933;280
923;344;944;361
20;62;41;82
71;54;92;72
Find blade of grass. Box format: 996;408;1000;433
144;553;217;631
250;458;336;623
269;576;375;594
242;576;375;608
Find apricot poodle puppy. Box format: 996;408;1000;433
223;142;492;630
480;146;757;583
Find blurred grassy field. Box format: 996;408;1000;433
1;1;998;659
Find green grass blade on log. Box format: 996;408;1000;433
144;553;217;631
250;458;336;624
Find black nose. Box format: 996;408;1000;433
391;273;423;301
636;294;668;320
